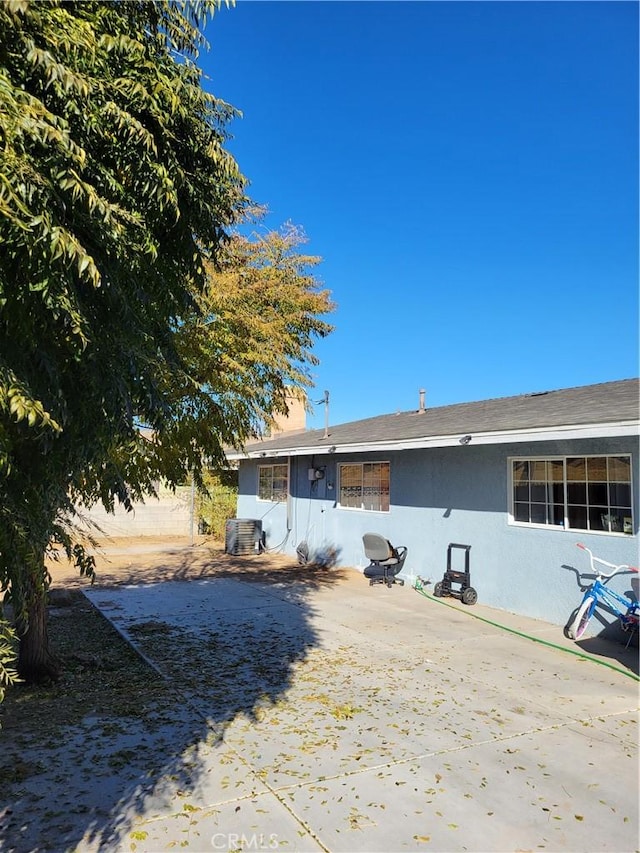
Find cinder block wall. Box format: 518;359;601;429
76;485;192;537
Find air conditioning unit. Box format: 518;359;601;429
307;467;325;481
225;518;263;556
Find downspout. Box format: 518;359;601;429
286;456;293;531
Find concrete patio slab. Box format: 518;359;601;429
123;797;326;853
2;557;637;853
273;724;637;853
79;571;639;852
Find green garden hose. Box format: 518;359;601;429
413;579;639;683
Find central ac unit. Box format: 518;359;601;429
225;518;263;555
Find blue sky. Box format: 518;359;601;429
203;1;638;431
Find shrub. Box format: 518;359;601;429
196;469;238;541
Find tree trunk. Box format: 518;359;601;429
16;570;60;684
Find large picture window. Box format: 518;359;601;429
258;464;288;502
511;455;633;535
339;462;390;512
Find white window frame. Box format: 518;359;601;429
508;454;634;536
257;462;289;503
337;461;390;512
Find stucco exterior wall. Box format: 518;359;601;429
236;436;639;631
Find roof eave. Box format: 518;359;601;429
227;420;640;460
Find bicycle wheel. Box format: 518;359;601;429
567;596;596;641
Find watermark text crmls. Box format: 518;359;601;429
210;833;279;851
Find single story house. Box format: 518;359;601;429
227;378;639;634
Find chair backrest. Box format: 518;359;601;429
363;533;393;561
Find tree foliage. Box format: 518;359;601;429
0;1;333;682
149;223;334;484
0;619;20;715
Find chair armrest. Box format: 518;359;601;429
393;546;408;570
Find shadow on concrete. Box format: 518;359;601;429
1;545;346;853
570;610;639;677
561;561;638;676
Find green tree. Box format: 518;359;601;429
161;222;333;476
189;223;333;539
0;1;333;683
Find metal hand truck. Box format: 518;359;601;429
433;543;477;605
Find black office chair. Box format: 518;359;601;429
362;533;407;587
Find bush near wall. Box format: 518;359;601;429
197;469;238;541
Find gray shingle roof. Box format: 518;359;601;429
237;378;639;456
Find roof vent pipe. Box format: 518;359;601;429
419;388;426;413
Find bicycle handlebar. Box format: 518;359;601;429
576;542;638;577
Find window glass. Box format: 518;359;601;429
587;456;608;481
549;460;564;482
567;504;587;529
511;455;633;535
258;467;272;501
514;483;529;502
272;464;289;502
566;458;586;481
513;461;529;483
530;503;547;524
609;456;631;482
339;462;390;512
567;482;586;504
609;483;631;506
552;504;564;525
530;460;547;481
589;508;608;531
514;502;529;522
530;482;547;503
588;483;608;506
257;464;288;502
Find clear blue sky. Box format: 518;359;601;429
202;1;638;431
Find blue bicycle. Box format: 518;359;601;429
566;543;639;642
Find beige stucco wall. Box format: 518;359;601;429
269;393;307;435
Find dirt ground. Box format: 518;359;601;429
46;535;353;591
